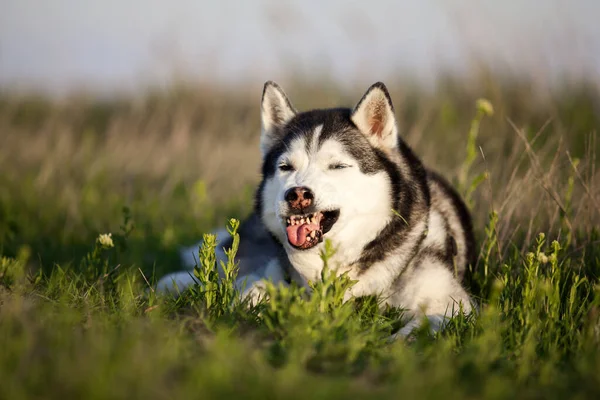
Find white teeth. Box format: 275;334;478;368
285;213;322;227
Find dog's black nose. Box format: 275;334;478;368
285;186;314;210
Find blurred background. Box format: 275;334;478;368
1;0;599;276
2;0;599;94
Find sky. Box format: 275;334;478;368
1;0;599;94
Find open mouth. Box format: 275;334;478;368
284;210;340;250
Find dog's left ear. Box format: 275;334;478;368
260;81;297;156
351;82;398;151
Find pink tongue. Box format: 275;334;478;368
286;222;319;246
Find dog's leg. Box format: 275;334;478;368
157;257;287;305
390;257;473;340
155;270;199;295
236;259;287;306
179;228;230;269
156;228;230;294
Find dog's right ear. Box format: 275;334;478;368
260;81;297;155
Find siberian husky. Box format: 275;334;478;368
157;81;476;337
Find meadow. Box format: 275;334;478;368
1;72;599;399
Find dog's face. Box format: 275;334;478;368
257;82;402;279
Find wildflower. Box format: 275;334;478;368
476;98;494;117
526;252;535;263
538;232;546;241
551;240;561;252
98;233;114;248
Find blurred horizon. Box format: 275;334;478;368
2;0;599;95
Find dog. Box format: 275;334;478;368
157;81;476;337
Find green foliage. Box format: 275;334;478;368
187;218;243;319
259;240;393;374
2;223;600;399
459;98;494;208
0;256;25;289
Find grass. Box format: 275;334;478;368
1;73;600;399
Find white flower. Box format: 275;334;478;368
98;233;114;248
537;253;549;265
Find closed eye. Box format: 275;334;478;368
278;163;295;172
329;163;351;170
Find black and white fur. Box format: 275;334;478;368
158;81;476;337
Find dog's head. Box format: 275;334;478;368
257;81;402;275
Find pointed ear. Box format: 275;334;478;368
260;81;297;155
351;82;398;151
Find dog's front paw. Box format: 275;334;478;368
236;275;269;307
389;314;450;342
388;320;420;343
242;282;269;307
